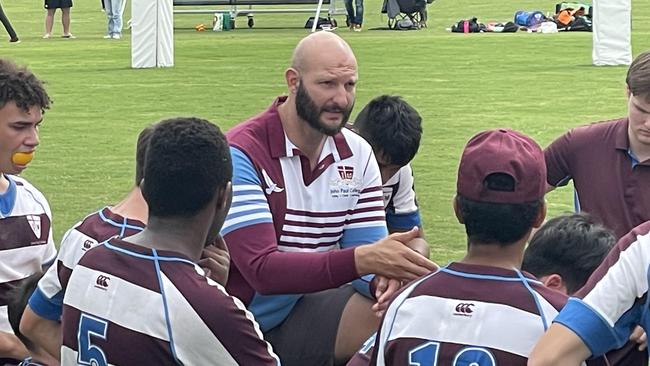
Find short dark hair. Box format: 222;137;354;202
354;95;422;166
626;51;650;102
135;125;156;186
8;272;44;350
522;213;615;294
457;173;543;244
142;117;232;218
0;59;51;112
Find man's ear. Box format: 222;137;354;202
285;68;300;94
540;274;568;294
218;182;233;211
453;195;464;224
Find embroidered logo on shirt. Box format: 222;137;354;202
95;275;111;290
26;215;42;239
330;165;361;198
262;169;284;195
454;303;475;317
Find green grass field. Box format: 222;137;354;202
2;0;649;263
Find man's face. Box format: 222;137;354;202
0;102;42;175
295;69;356;136
628;93;650;147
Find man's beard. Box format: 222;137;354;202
295;81;353;136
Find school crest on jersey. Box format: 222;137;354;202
26;215;42;238
330;165;361;198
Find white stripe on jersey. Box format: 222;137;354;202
0;305;10;332
64;265;170;340
222;212;274;232
284;213;347;224
381;295;557;359
279;235;342;245
0;245;54;283
281;224;344;234
583;232;650;327
277;244;339;253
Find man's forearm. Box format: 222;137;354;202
20;306;61;360
0;331;28;360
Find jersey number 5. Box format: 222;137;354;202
409;342;496;366
78;313;109;366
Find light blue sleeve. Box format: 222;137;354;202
220;147;273;236
340;226;388;299
553;297;644;357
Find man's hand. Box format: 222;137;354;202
355;227;437;282
371;276;401;317
199;236;230;286
630;326;647;351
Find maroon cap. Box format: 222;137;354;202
457;129;546;204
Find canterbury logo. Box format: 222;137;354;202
262;169;284;195
455;303;475;314
83;240;93;250
95;275;110;288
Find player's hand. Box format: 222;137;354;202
355;227;437;282
371;276;402;317
630;326;647;351
199;236;230;286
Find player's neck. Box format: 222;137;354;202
123;216;209;261
460;240;526;270
0;173;8;194
110;186;148;224
278;98;328;168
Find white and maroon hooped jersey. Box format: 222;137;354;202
29;207;144;322
382;164;421;231
350;262;608;366
222;97;388;332
0;175;56;333
61;238;279;366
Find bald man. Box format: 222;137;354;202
222;32;436;366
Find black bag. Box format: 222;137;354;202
304;16;332;29
451;17;481;33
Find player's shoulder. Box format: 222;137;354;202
11;175;50;206
340;128;374;158
564;118;625;144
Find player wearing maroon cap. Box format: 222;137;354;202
349;129;608;366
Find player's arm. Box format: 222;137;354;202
533;226;650;365
528;323;591;366
0;331;29;360
223;147;435;295
544;129;577;190
384;164;429;259
22;226;88;360
19;305;61;360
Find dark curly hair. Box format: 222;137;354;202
142;117;232;218
0;59;51;112
353;95;422;166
